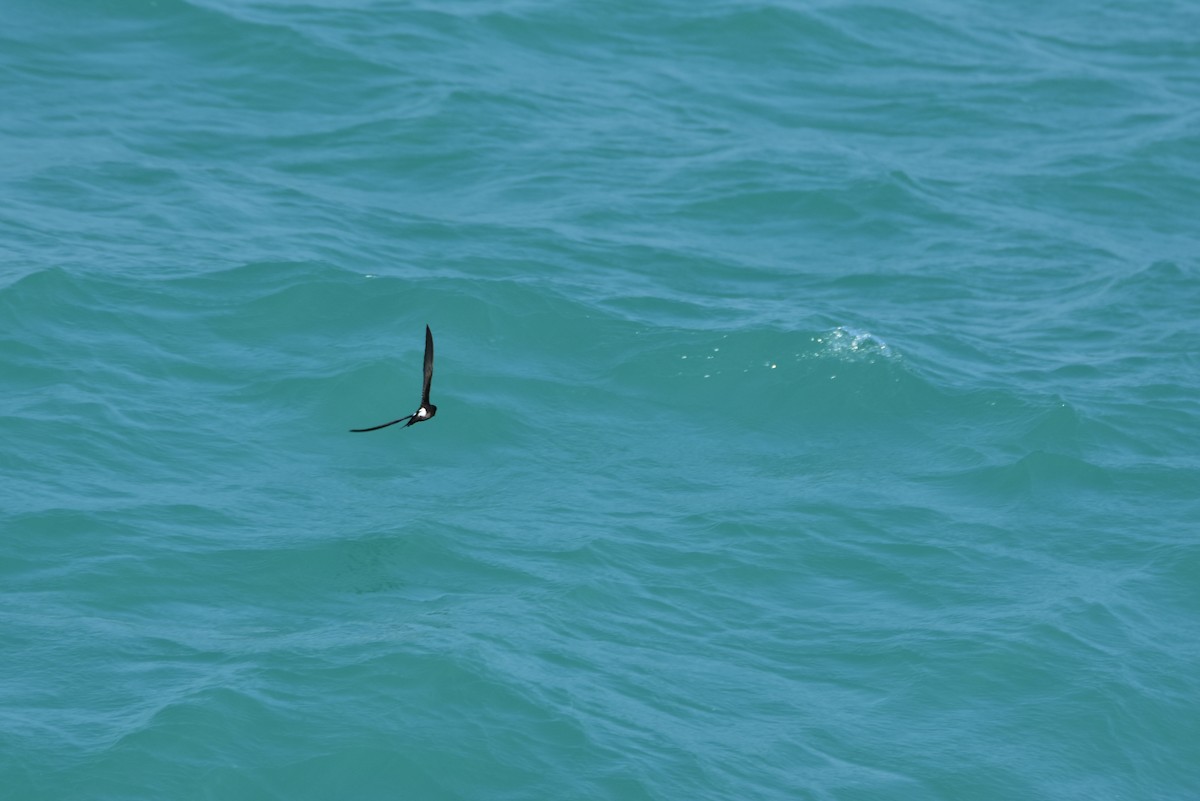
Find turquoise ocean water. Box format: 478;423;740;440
3;1;1199;798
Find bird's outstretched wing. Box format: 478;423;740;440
350;415;414;433
421;325;434;406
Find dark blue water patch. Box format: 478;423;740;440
946;449;1113;501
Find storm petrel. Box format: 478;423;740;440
350;325;437;432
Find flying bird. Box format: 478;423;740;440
350;325;437;432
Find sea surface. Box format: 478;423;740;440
3;1;1199;799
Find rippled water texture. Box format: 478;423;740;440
3;1;1199;799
